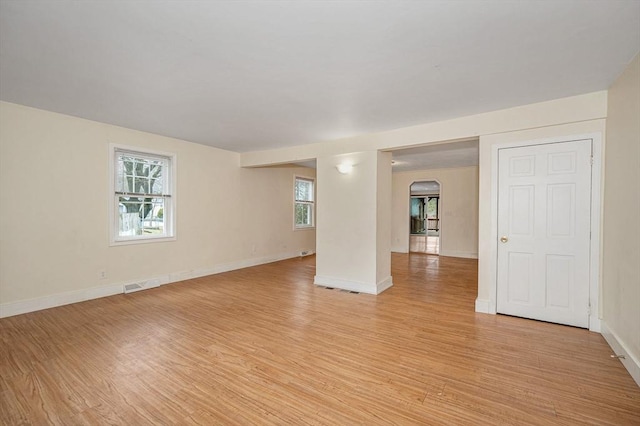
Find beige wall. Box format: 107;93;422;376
391;166;479;257
0;102;315;315
602;54;640;381
314;151;392;294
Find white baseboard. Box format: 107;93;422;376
377;276;393;294
314;275;394;295
0;283;124;318
391;246;409;254
0;250;305;318
475;298;492;313
600;321;640;387
390;247;476;258
168;250;307;283
439;250;478;259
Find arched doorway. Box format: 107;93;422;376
409;180;440;254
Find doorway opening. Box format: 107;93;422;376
409;180;440;254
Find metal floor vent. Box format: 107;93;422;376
123;280;160;294
124;283;144;293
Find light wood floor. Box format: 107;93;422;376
410;235;440;254
1;254;639;425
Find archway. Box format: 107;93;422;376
409;180;440;254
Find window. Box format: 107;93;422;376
111;146;175;244
426;196;439;219
294;177;314;229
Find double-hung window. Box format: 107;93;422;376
111;146;175;244
294;177;315;229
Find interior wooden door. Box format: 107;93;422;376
496;139;592;328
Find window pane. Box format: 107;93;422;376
295;179;313;202
427;197;438;218
118;197;142;236
116;160;125;192
295;203;312;226
116;153;166;195
118;197;165;237
140;198;165;235
148;164;164;195
411;198;422;217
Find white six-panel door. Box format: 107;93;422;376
497;139;592;328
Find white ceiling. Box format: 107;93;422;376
1;1;638;154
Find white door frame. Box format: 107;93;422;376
487;133;602;331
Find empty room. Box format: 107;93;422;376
1;1;639;424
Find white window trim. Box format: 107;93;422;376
294;175;315;230
109;143;177;246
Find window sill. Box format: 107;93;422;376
110;235;176;247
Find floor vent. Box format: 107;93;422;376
123;280;160;294
124;283;144;293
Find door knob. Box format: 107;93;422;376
500;236;508;243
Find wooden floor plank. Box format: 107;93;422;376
1;253;638;425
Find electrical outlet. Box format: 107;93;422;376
98;270;107;279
